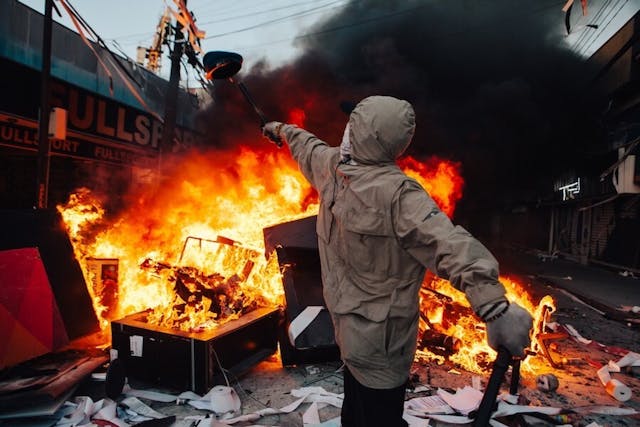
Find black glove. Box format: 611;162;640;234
262;121;284;145
484;302;533;358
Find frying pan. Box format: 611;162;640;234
203;51;281;146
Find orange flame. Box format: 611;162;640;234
399;156;464;217
57;135;553;373
417;275;556;374
58;144;311;331
287;108;306;127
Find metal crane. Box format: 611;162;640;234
136;7;171;73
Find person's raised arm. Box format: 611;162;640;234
263;121;336;190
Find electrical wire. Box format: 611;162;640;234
57;0;635;94
583;0;628;57
110;0;333;43
573;0;617;55
189;0;265;18
197;0;341;26
582;0;629;54
209;347;282;424
114;0;564;54
211;347;230;387
571;0;614;54
221;365;277;410
204;0;346;39
577;0;629;57
59;0;169;121
61;0;144;88
220;0;563;53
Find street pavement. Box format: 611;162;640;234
3;245;640;427
494;246;640;324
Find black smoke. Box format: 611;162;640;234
197;0;605;224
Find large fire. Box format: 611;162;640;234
58;133;553;375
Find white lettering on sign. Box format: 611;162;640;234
558;178;581;200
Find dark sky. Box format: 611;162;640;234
198;0;610;216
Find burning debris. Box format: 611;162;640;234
138;249;265;332
56;142;466;334
415;273;556;376
5;146;638;425
55;136;625;425
52;140;566;379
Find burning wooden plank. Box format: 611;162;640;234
137;235;270;332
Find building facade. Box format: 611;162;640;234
0;0;205;209
498;11;640;271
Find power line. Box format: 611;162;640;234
571;0;614;54
223;0;564;53
197;0;340;26
572;0;618;55
204;0;346;40
187;0;265;18
217;3;430;51
577;0;629;57
97;3;168;43
109;0;332;43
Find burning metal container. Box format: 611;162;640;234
111;306;280;394
109;235;283;393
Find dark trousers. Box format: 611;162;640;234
341;366;408;427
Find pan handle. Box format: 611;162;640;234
472;347;512;427
236;82;267;127
234;81;283;148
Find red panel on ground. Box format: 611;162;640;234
0;248;69;369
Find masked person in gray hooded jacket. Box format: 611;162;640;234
262;96;533;427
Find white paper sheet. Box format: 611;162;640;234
93;400;130;427
129;335;143;356
562;324;592;344
55;397;133;427
219;386;343;425
585;406;638;415
610;351;640;369
492;401;562;417
425;414;472;424
436;386;483;416
123;385;174;403
307;416;341;427
403;413;431;427
120;396;167;419
303;402;320;425
405;395;455;414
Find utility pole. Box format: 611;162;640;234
36;0;53;209
159;1;186;174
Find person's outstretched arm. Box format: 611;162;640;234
263;121;337;190
393;179;533;357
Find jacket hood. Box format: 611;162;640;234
348;96;416;165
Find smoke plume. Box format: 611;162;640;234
197;0;605;223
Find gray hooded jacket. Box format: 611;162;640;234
281;96;506;388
